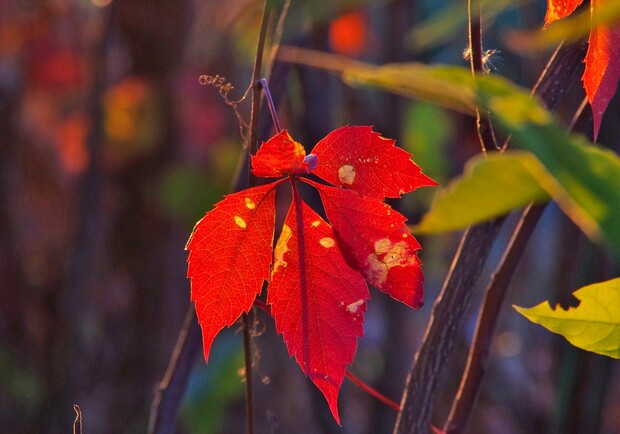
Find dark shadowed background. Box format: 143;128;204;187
0;0;618;433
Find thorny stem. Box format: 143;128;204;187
260;78;282;133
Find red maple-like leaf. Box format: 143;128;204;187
186;181;282;361
311;125;437;199
307;180;424;308
251;130;313;177
187;126;435;422
544;0;620;139
267;188;369;423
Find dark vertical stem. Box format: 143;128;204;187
441;39;588;433
392;39;587;434
393;219;505;434
442;204;545;433
148;1;282;432
244;2;272;434
468;0;499;152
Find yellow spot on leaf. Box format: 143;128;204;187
273;224;292;275
346;299;365;314
319;237;335;248
311;220;321;227
364;238;417;287
234;216;247;229
245;197;256;209
338;164;356;185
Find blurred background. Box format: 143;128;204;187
0;0;618;433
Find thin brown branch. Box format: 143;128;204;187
393;40;587;434
148;2;278;433
242;2;272;433
443;39;587;428
442;204;545;433
468;0;499;153
148;308;201;434
393;219;505;434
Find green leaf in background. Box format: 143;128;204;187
402;101;452;184
414;151;549;234
514;278;620;358
341;62;620;257
475;77;620;257
407;0;513;53
344;63;478;115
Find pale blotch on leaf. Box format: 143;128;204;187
311;220;321;227
319;237;335;248
234;216;247;229
245;197;256;209
346;299;365;314
338;164;356;185
273;224;292;275
364;238;417;286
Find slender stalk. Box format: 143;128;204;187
468;0;499;152
260;78;282;133
442;204;545;433
346;371;402;412
440;40;588;433
393;23;588;434
148;1;278;433
242;3;272;433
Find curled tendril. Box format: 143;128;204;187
199;74;251;141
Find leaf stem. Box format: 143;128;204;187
260;78;282;133
346;371;402;412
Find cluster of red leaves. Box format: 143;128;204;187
186;126;436;422
544;0;620;139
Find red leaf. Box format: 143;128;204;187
543;0;583;28
186;181;281;362
267;188;369;424
308;180;424;308
543;0;620;139
251;130;312;177
583;12;620;139
311;126;437;199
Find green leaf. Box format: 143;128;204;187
344;63;478;115
475;77;620;257
514;278;620;359
402;101;453;184
341;62;620;257
407;0;513;53
414;151;549;234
